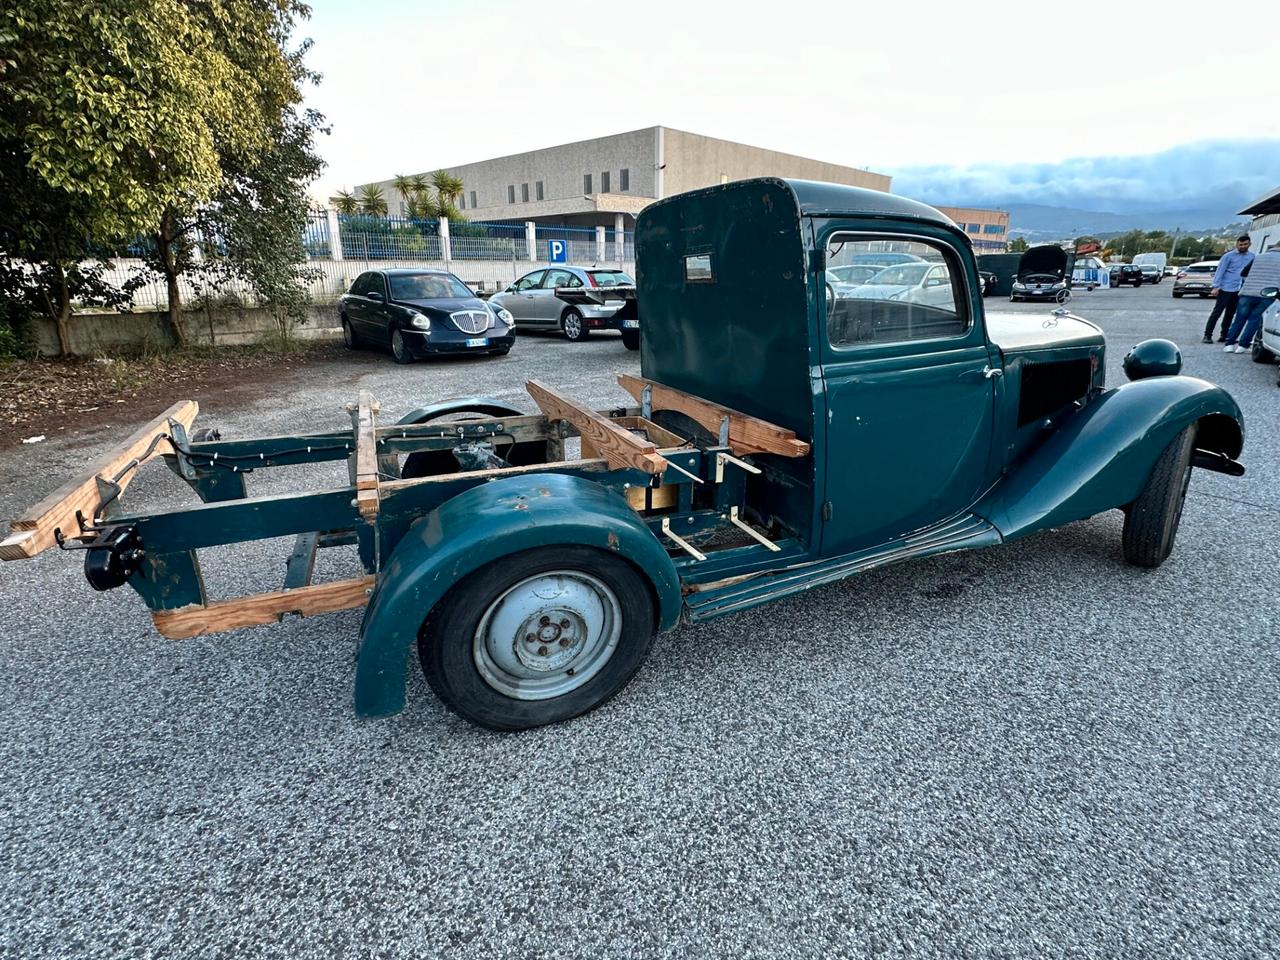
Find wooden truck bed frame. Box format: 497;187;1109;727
2;378;809;642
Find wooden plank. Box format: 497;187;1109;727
616;375;809;458
153;575;377;640
526;380;669;476
353;391;380;519
2;400;199;560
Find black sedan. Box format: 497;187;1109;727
339;269;515;363
1109;264;1144;287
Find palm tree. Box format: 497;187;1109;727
391;174;417;215
357;184;388;217
430;170;465;210
333;190;359;216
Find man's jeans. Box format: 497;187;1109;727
1204;289;1240;339
1224;295;1270;348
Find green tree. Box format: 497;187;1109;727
333;190;359;215
1009;236;1029;253
0;0;324;350
358;184;388;217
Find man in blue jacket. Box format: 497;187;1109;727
1202;236;1255;343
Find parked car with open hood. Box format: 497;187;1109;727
1010;245;1070;302
339;269;515;363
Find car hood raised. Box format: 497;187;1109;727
1017;245;1069;281
986;311;1104;354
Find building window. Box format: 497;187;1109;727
459;194;465;210
620;168;629;191
521;183;529;202
601;171;610;193
470;190;477;208
967;223;981;234
536;181;544;201
984;224;1005;234
507;185;515;204
584;173;592;194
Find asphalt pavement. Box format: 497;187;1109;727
1;283;1277;959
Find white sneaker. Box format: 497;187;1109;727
1234;344;1246;353
1224;344;1236;352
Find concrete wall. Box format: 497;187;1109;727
660;127;892;198
32;303;342;357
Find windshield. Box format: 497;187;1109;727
868;264;929;285
1186;265;1215;274
587;271;634;286
829;265;882;284
389;273;473;300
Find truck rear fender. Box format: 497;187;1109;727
354;473;682;717
975;376;1243;541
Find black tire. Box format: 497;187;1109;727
341;316;358;348
417;546;656;730
561;308;588;342
1122;425;1195;568
390;328;414;364
1172;292;1183;298
621;328;640;351
1251;340;1273;364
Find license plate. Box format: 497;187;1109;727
466;338;487;348
1187;283;1206;288
622;319;639;329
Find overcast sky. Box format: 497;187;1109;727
302;0;1280;205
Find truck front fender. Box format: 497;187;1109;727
353;473;682;717
975;376;1243;541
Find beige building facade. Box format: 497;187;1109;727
355;126;892;228
935;205;1010;253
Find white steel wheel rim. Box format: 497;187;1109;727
564;313;581;338
472;570;622;701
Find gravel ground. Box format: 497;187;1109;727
1;285;1277;959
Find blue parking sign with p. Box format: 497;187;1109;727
548;239;567;263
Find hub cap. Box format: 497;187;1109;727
473;571;621;700
392;330;407;359
563;314;582;339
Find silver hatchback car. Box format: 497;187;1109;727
490;266;637;344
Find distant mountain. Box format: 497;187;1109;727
997;204;1239;242
891;138;1280;241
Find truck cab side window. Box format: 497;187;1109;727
824;236;968;347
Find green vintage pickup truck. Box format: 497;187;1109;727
1;178;1245;731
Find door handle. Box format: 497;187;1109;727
983;366;1003;379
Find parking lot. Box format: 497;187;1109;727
1;280;1277;958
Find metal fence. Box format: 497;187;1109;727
55;211;638;313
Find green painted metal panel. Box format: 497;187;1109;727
974;375;1243;539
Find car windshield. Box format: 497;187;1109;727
829;265;882;283
389;273;473;300
587;271;634;286
867;264;929;285
1187;265;1215;274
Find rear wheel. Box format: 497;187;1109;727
1252;340;1273;364
417;546;656;730
621;328;640;351
561;309;588;342
341;316;358;348
390;329;414;364
1122;425;1195;568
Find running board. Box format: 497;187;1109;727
683;512;1001;622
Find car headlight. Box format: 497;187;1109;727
1012;281;1026;290
407;311;431;330
489;305;512;326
